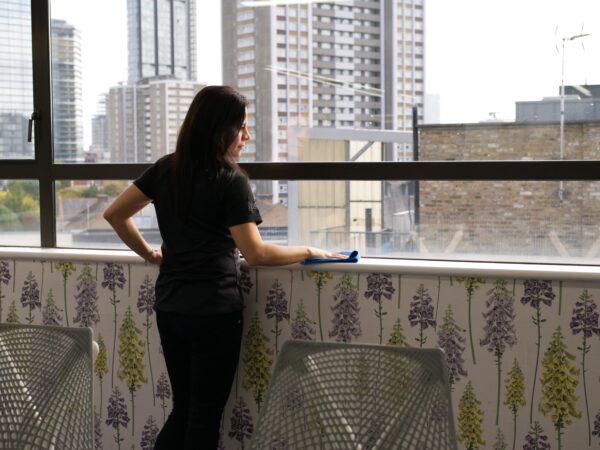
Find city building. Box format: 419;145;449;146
51;19;84;162
107;78;204;162
106;0;202;163
0;0;34;159
516;84;600;122
222;0;425;202
127;0;197;84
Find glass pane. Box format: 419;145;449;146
280;179;596;265
0;0;34;159
50;0;220;163
0;180;40;246
55;180;159;249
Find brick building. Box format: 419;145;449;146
417;121;600;261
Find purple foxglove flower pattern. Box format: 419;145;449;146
520;279;555;424
523;421;551;450
156;372;171;424
94;411;103;450
102;262;126;388
408;284;436;347
364;273;395;344
593;409;600;439
291;299;316;341
437;305;467;388
55;262;75;326
137;274;156;403
362;412;384;450
74;264;100;327
101;262;126;292
140;415;159;450
0;259;11;322
229;396;253;448
456;277;485;365
265;278;289;355
242;312;273;410
42;288;63;326
307;270;333;341
387;318;408;346
494;428;508;450
6;300;19;324
570;289;599;445
20;270;40;324
329;273;361;343
240;266;253;296
105;386;129;449
117;305;147;435
480;279;517;425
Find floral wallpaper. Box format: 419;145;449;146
1;258;599;450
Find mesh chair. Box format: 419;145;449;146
249;340;457;450
0;324;94;450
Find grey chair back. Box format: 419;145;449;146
0;323;93;450
249;340;457;450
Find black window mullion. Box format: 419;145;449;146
31;0;55;247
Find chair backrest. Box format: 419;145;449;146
249;340;457;450
0;323;94;450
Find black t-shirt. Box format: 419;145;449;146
134;154;262;315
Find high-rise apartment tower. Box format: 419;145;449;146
127;0;198;84
222;0;424;200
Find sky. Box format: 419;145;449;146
49;0;600;147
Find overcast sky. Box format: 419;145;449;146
50;0;599;145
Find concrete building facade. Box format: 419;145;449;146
222;0;425;201
51;19;84;163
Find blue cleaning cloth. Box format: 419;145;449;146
300;250;360;265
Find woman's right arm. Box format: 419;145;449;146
229;222;342;266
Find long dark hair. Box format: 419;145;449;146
172;85;248;221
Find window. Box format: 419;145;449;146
1;0;599;265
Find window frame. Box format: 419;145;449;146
2;0;600;252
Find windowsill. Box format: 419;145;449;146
1;247;600;281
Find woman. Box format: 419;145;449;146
103;85;341;449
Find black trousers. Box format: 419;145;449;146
154;309;243;450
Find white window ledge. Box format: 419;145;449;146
1;247;599;281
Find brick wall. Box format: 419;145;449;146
418;121;600;258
